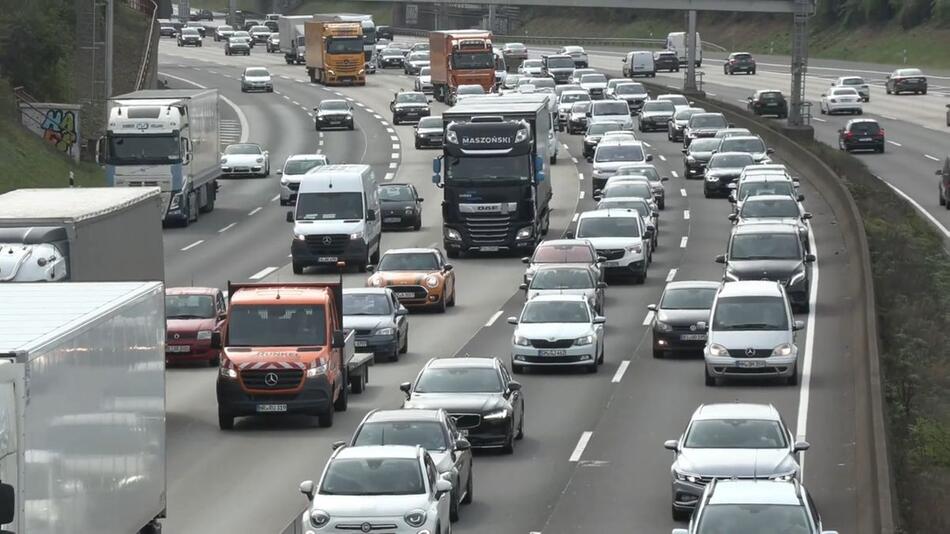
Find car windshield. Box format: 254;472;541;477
379;185;415;201
738;181;795;200
841;77;864;85
642;100;675;113
759;91;784;102
295;192;363;221
712;296;788;331
343;293;391;316
397;93;427;104
594;102;629;115
717;129;752;138
741;198;800;218
709;154;755;169
446;154;530;183
378;253;439;271
587;122;623;135
731;233;801;260
733;53;752;60
182;28;199;35
165;294;215;319
697;504;812;533
898;68;923;76
721;138;767;154
581;74;607;84
533;244;594;263
409;52;429;61
245;68;269;77
832;88;859;96
419;67;430;76
689;138;722;153
562;93;591;104
660;287;717;310
615;84;647;95
382;48;403;57
218;25;233;31
531;268;594;289
564;46;584;54
233;31;250;38
577;216;642;238
689;114;728;128
108;134;180;164
320;100;348;111
227;304;326;346
321;458;424;496
602;183;651;199
595;145;644;162
415;367;503;393
250;26;268;32
417;117;442;129
616;167;659;181
354;421;449;451
521;300;590;323
284;158;326;175
685;419;788;448
675;109;700;121
224;144;262;155
660;95;689;106
547;57;574;68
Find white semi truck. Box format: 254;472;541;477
0;188;164;282
278;15;312;65
99;88;220;227
0;281;167;534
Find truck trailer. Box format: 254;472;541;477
429;30;495;103
278;14;311;65
0;187;164;283
435;96;553;257
305;21;366;85
99;88;220;227
0;281;167;534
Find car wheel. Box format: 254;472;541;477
447;285;456;307
317;406;334;428
786;366;799;386
450;489;460;522
501;425;516;454
587;359;598;373
333;376;348;411
400;328;409;354
512;362;525;374
292;261;305;274
436;295;447;313
653;346;664;359
658;199;665;210
461;470;473;504
218;409;234;430
940;190;946;206
388;342;399;362
704;367;716;386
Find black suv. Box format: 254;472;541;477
747;90;788;118
653;50;679;72
724;52;756;75
838;119;884;153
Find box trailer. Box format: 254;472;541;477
0;281;166;534
278;15;312;64
0;187;164;282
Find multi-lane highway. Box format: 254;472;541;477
157;34;873;534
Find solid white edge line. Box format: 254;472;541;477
180;240;203;251
485;310;503;327
795;223;820;477
680;236;688;248
569;431;593;462
249;266;278;280
579;191;585;199
611;361;630;383
877;176;950;239
812;117;827;123
159;71;249;143
248;207;262;216
218;223;236;233
642;310;654;326
666;268;677;282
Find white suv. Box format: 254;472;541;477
571;209;649;283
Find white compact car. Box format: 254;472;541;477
508;294;605;373
571;209;649;283
819;87;863;115
415;66;433;94
278;154;329;205
220;143;269;177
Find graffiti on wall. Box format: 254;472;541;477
18;103;82;162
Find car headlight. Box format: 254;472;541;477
350;231;363;240
256;157;264;163
771;343;795;357
309;509;330;528
625;244;642;254
516;226;533;240
483;407;510;420
220;157;228;165
375;327;395;336
405;206;416;213
654;321;672;333
424;275;439;288
404;509;427;528
513;334;531;347
197;330;212;341
574;334;594;346
306;359;329;378
369;276;383;287
724;270;740;282
789;270;807;286
708;343;729;357
280;176;289;185
674;470;702;484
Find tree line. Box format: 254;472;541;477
817;0;950;29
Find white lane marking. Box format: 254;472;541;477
569;431;593;462
611;361;630;383
881;114;897;121
485;310;503;327
318;140;324;146
671;170;679;178
389;162;398;169
680;236;688;248
579;191;585;199
180;240;204;251
736;98;747;103
381;120;390;126
307;112;314;118
159;71;249;143
271;194;280;202
680;188;687;197
218;223;237;233
377;115;385;121
208;70;218;74
386;127;395;134
249;266;278;280
318;132;324;137
392;144;400;150
391;152;400;159
795;223;820;475
666;268;677;282
384;172;395;180
812;117;827;123
578;173;584;181
356;102;366;108
659;155;667;162
572;212;579;222
876;176;950;239
563;143;570;150
706;92;717;96
280;75;291;80
642;310;654;326
571;157;578;164
292;100;300;106
390;135;399;141
282;95;291;100
887;140;902;147
248;207;262;216
642;141;651;148
683;209;690;220
344;97;354;102
924;154;940;161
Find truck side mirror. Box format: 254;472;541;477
331;330;346;349
286;211;294;223
0;481;14;524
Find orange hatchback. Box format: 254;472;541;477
366;248;456;312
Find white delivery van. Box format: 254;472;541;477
287;164;381;273
623;50;656;78
666;32;703;67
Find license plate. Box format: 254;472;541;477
680;334;706;341
317;256;338;263
604;260;621;267
396;292;415;298
167;345;190;353
480;246;500;252
859;138;872;142
383;217;401;223
539;349;567;356
737;360;765;368
256;404;287;413
766;102;777;106
355;340;368;347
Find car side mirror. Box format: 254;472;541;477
681;148;688;154
645;154;653;162
455;438;472;450
793;320;805;331
396;307;409;316
417;197;425;202
399;382;412;396
507;380;522;392
443;264;453;271
805;253;816;263
506;316;518;325
798;193;806;202
331;330;346;349
794;440;810;451
366;264;375;272
747;96;753;101
714;254;726;264
802;212;813;220
521;256;531;264
286;211;294;223
647;304;657;312
594;316;606;324
661;177;669;182
211;332;222;349
435;479;453;495
622;57;627;62
331;440;346;451
597;282;607;289
936;169;943;176
299;480;315;501
767;148;775;154
565;231;575;239
663;439;678;451
276;169;283;175
519;283;528;291
728;213;738;222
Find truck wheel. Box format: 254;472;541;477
199;182;216;213
218;409;234;430
188;191;199;222
317;406;334;428
333;376;348;411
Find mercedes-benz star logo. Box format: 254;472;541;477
322;236;333;245
745;347;756;357
264;372;279;386
360;522;372;533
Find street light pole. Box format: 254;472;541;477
105;0;114;98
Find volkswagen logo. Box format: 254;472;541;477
322;236;333;245
264;372;279;386
689;325;697;332
173;333;180;339
745;347;756;357
360;522;372;533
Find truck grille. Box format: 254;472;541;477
448;413;481;429
463;214;513;245
240;369;304;390
304;234;347;255
530;338;574;349
727;348;772;358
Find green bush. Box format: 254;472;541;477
0;0;74;100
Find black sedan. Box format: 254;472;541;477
682;137;721;179
414;116;444;149
747;90;788;118
379;183;424;230
724;52;756;75
653;51;679;72
885;68;927;95
648;281;720;358
177;28;202;47
401;357;525;453
391;91;430;125
838;119;885;153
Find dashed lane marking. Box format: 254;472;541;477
390;135;399;142
666;268;677;282
642;310;654;326
248;207;262;216
684;209;690;220
249;266;278;280
572;213;579;222
569;432;593;462
485;310;503;327
392;144;400;150
887;140;902;147
391;152;399;159
572;157;578;164
924;154;940;161
218;223;236;233
578;173;584;181
181;240;203;251
611;361;630;383
659;155;666;162
680;236;688;248
812;117;827;123
271;194;280;202
671;170;679;178
680;188;687;197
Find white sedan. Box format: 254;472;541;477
518;59;544;77
220;143;270;178
819;87;863;115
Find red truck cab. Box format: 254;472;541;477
429;30;495;103
165;286;226;366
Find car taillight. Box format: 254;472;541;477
844;131;853;139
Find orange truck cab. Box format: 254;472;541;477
213;282;358;430
429;30;495;103
305;21;366;85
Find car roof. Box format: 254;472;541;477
722;135;764;143
664;280;721;291
740;174;793;183
598;196;651;206
694;402;780;421
335;445;421;460
578;208;641;219
733;222;799;234
383;247;438;255
364;409;443;423
711;151;756;159
709;479;801;506
427;357;498;369
719;280;784;298
846;118;879;126
596;138;644;148
730;51;752;56
165;286;218;296
533;264;595;273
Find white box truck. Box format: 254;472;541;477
666;31;703;67
0;187;164;282
0;281;166;534
99;89;220;227
278;15;312;65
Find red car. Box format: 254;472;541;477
165;287;226;366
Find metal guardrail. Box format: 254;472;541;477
134;0;159;90
12;87;45;131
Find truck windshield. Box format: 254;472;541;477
165;294;215;319
327;37;363;54
446;154;530;183
296;192;363;220
228;304;327;346
108;134;180;164
452;51;494;69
